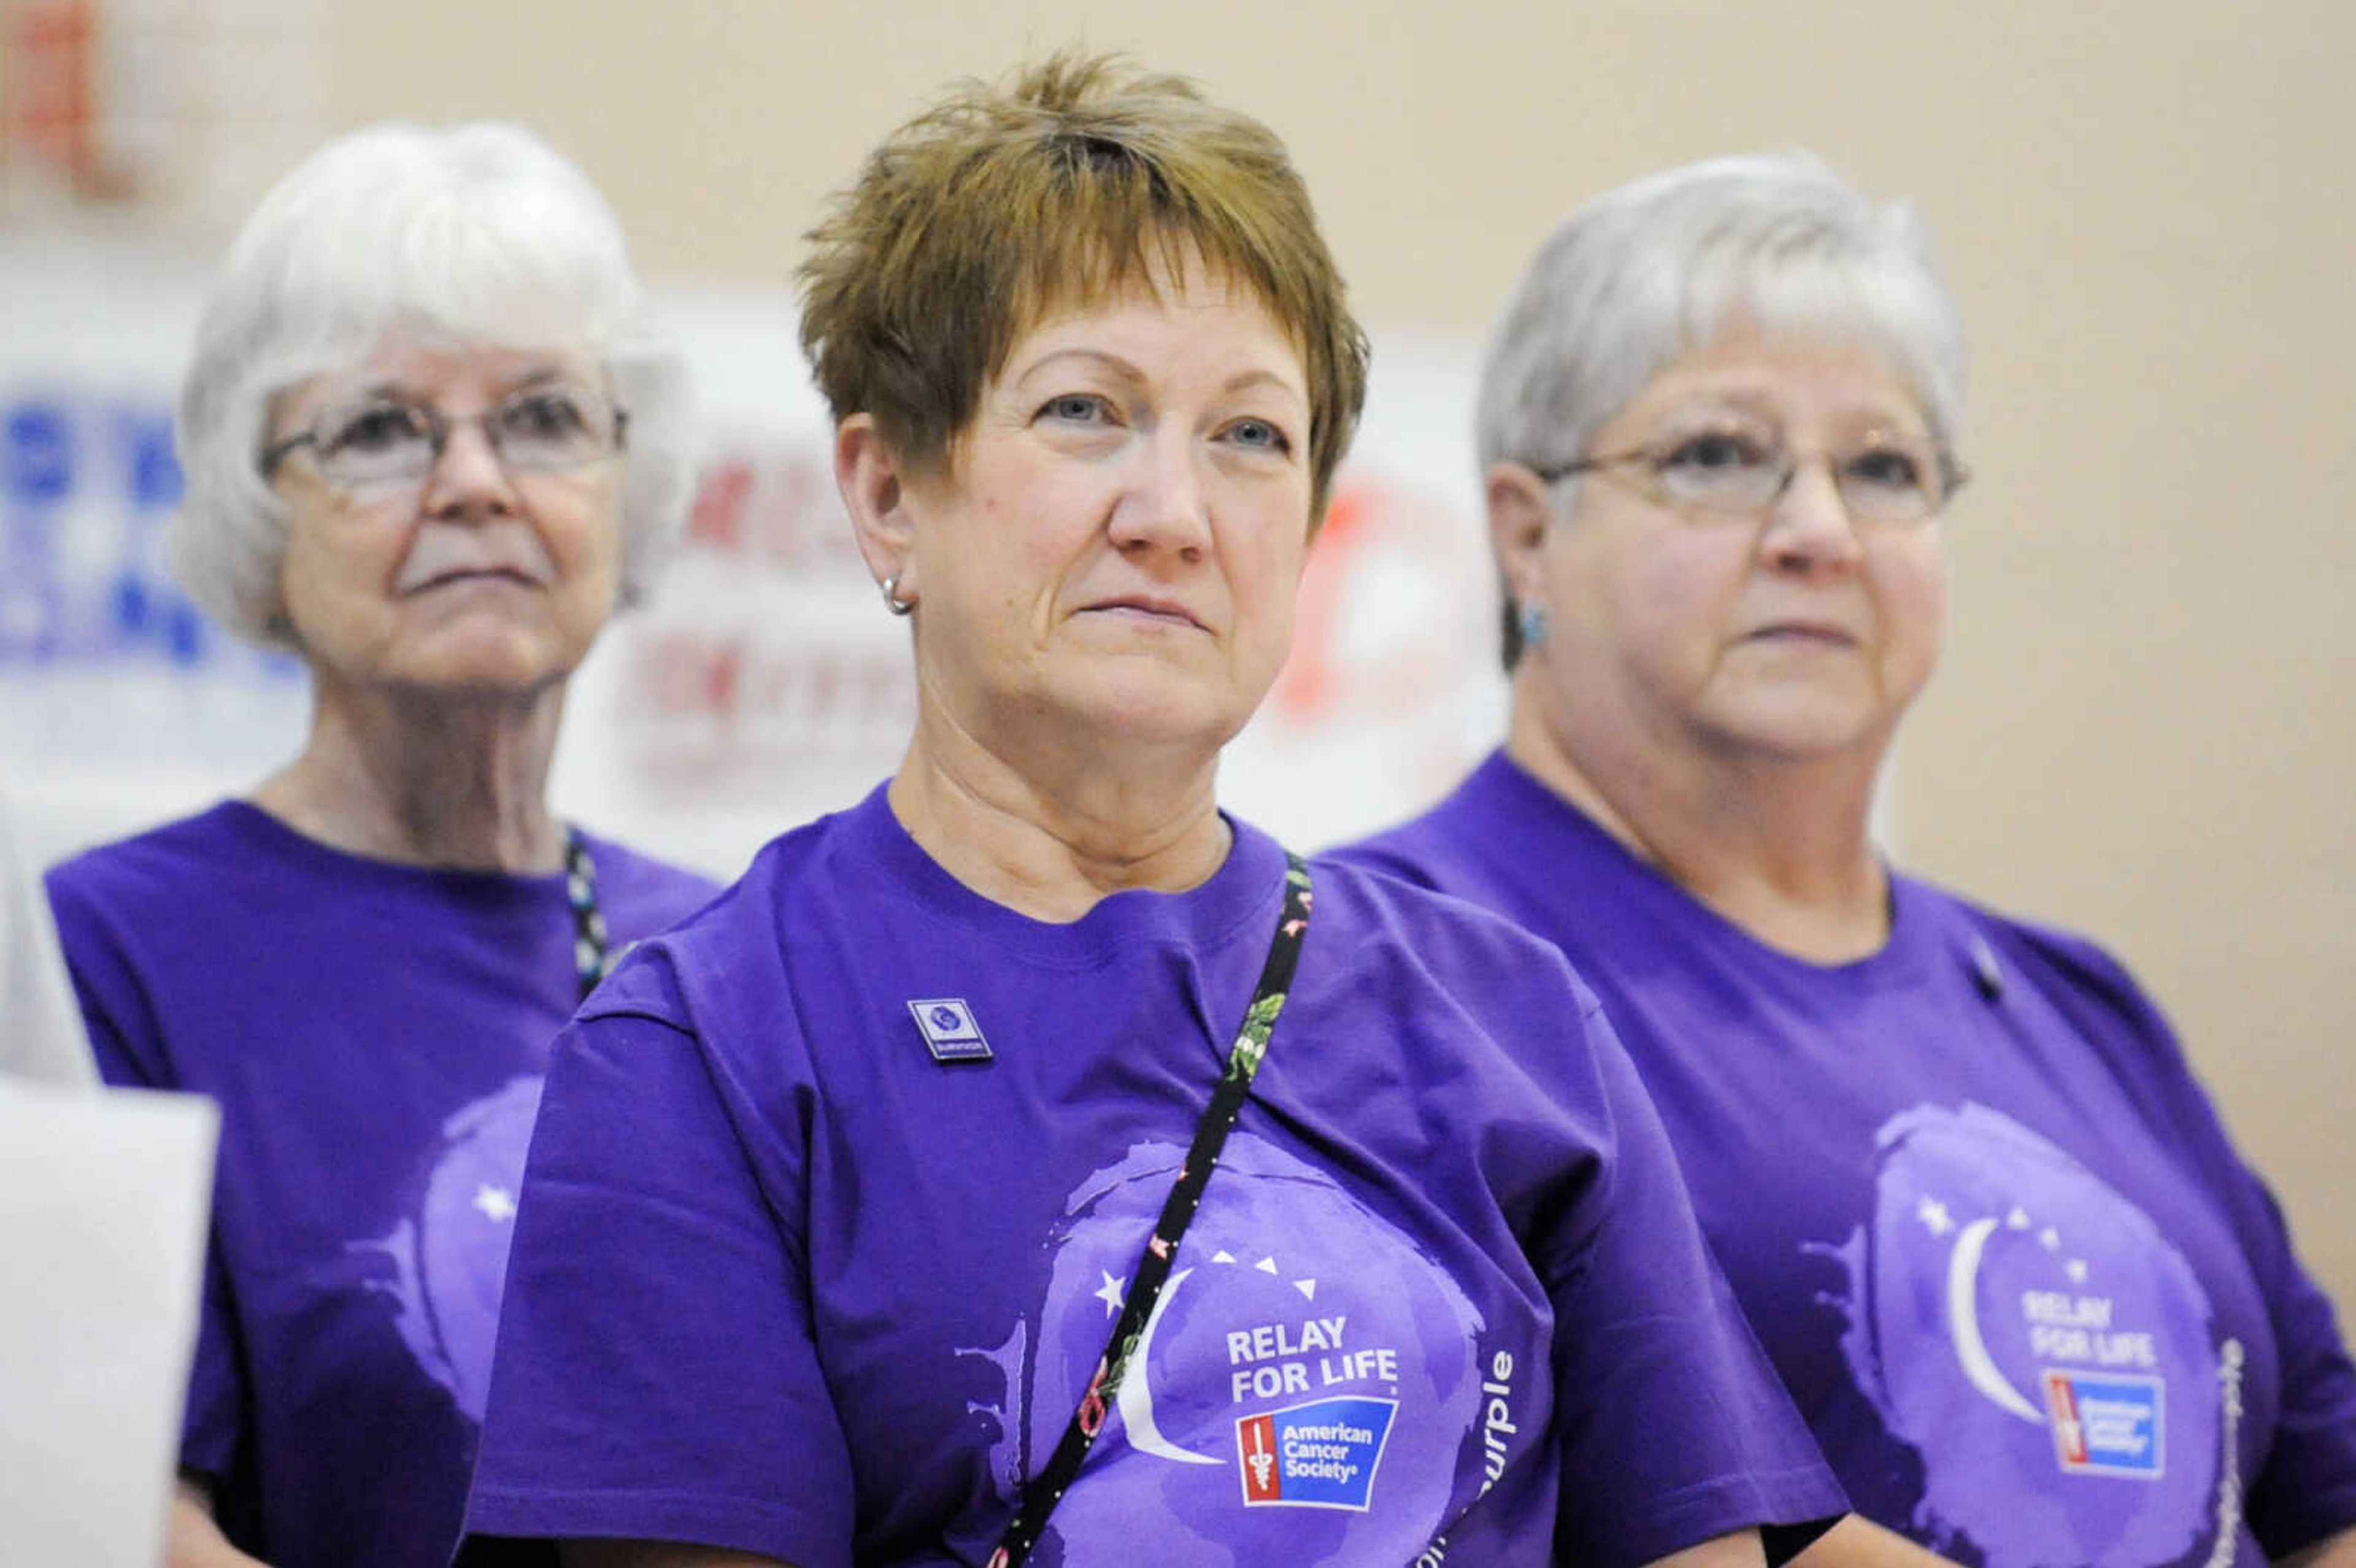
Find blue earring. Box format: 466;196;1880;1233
1517;601;1550;651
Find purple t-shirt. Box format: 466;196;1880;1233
1336;750;2356;1566
456;783;1842;1568
46;801;718;1568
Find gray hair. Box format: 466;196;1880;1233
1478;152;1964;667
171;120;695;649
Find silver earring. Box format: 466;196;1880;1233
1517;601;1550;651
880;575;915;616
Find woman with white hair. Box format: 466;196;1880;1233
45;122;718;1568
1339;152;2356;1566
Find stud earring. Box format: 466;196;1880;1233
1516;601;1550;651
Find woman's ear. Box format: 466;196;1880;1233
836;414;918;599
1485;461;1557;611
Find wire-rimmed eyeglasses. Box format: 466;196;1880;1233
260;383;628;488
1529;429;1969;526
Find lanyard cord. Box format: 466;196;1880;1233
988;852;1313;1568
561;826;610;1003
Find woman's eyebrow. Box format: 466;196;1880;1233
499;366;574;392
1221;367;1307;406
1013;347;1142;388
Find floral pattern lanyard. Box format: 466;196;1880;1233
561;827;611;1002
989;853;1314;1568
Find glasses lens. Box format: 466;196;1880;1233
315;402;435;483
1837;440;1945;524
495;387;612;471
1652;430;1782;513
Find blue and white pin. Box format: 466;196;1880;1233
909;997;993;1063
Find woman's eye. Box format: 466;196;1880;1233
1847;447;1925;490
502;391;591;439
1222;417;1292;455
1039;393;1111;425
1660;431;1768;473
324;405;425;456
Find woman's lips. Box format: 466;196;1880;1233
1744;620;1857;646
1083;596;1206;631
402;566;544;597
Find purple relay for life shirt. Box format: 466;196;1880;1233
456;783;1843;1568
1336;750;2356;1567
46;801;718;1568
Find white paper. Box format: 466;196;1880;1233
0;781;101;1088
0;1078;220;1568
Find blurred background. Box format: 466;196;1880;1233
4;1;2350;1309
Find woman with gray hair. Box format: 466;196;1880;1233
1338;152;2356;1566
45;122;718;1568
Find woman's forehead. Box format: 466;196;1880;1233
291;335;601;407
1621;325;1931;429
1003;267;1304;390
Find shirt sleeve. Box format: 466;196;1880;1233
1540;994;1847;1568
47;881;248;1485
456;977;856;1567
2236;1175;2356;1553
2025;928;2356;1553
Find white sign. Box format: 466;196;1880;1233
0;1077;220;1568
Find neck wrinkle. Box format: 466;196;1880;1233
888;699;1230;924
1504;678;1892;964
252;675;568;874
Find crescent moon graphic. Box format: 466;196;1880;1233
1115;1266;1222;1466
1946;1216;2044;1423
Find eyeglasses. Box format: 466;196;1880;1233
260;384;628;487
1530;428;1968;526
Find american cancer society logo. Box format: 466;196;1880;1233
1235;1395;1398;1510
2042;1369;2164;1478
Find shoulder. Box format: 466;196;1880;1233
573;831;726;932
579;807;870;1036
1325;758;1520;894
1903;873;2184;1057
1304;850;1604;1022
44;803;261;945
1327;816;1454;894
47;803;251;903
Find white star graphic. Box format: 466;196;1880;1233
2006;1207;2031;1230
2067;1259;2090;1284
472;1183;518;1223
2039;1227;2062;1251
1255;1256;1280;1275
1093;1270;1126;1316
1916;1196;1954;1236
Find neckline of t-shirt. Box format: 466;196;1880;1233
1472;749;1946;987
209;797;577;908
839;782;1290;969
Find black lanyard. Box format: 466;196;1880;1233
988;853;1313;1568
561;826;610;1002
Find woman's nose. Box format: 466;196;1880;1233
420;417;521;519
1112;434;1212;559
1760;453;1863;568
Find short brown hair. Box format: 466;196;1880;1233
799;51;1369;518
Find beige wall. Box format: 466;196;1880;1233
320;2;2354;1302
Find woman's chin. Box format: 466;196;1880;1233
1697;699;1898;767
369;637;582;704
1030;669;1254;760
